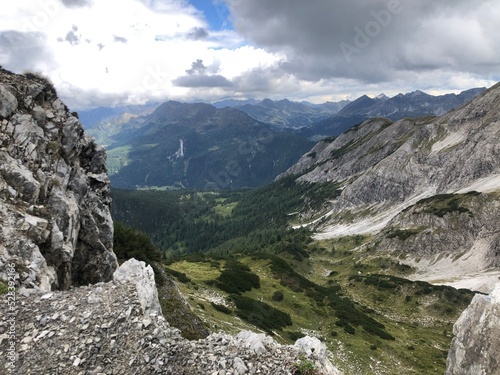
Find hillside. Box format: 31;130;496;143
109;181;476;374
100;101;314;189
104;82;500;373
281;82;500;292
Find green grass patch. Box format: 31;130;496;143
386;227;425;241
411;192;479;217
0;282;7;295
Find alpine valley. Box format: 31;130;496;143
1;68;499;375
106;84;499;373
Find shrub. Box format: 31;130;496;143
211;302;232;314
386;228;422;241
288;331;305;341
164;267;191;283
216;269;260;294
114;222;163;263
23;70;57;95
231;295;292;333
0;282;7;296
272;290;284;302
291;355;322;375
343;324;356;335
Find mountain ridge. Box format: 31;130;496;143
280;82;500;291
301;87;486;137
103;101;314;189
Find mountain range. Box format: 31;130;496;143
102;101;314;189
300;87;486;137
81;88;486;190
227;98;349;129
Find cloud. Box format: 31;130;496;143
173;74;232;88
62;25;80;45
226;0;500;83
60;0;93;8
113;35;128;43
0;31;56;72
186;27;209;40
1;0;497;109
186;59;207;75
173;59;232;87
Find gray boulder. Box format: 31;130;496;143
446;283;500;375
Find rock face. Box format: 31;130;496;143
446;283;500;375
280;83;500;287
0;259;339;374
0;68;117;291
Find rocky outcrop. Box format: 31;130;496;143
282;83;500;230
281;84;500;274
445;283;500;375
0;68;117;291
0;259;340;374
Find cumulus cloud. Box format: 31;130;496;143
1;0;498;108
186;27;209;40
173;59;232;87
62;25;80;45
0;31;56;72
226;0;500;83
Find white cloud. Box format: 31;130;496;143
0;0;499;108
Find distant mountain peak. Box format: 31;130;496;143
408;89;428;97
375;93;389;101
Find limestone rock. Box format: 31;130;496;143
0;84;17;118
0;67;117;291
0;261;341;374
113;259;161;317
295;336;341;375
446;283;500;375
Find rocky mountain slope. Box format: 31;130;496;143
281;82;500;291
0;258;339;374
301;87;486;137
0;68;117;291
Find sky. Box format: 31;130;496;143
1;0;499;109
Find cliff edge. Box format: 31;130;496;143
0;68;117;291
446;283;500;375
